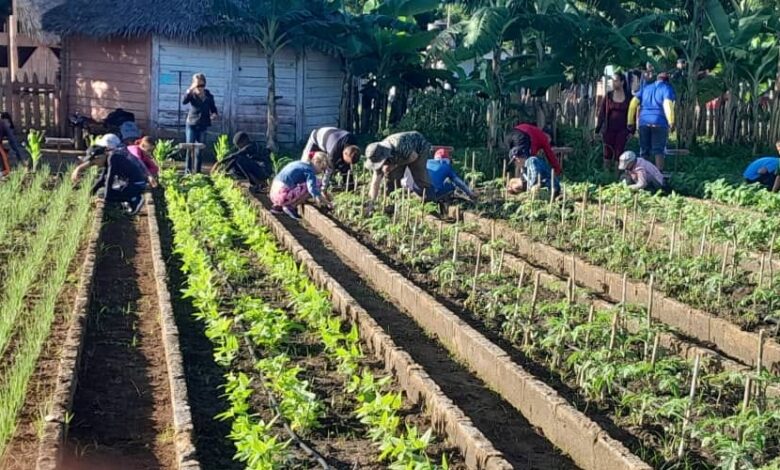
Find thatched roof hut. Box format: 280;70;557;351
35;0;344;146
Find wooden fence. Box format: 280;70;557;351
0;72;62;135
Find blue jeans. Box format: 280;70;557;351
639;125;669;159
185;125;205;174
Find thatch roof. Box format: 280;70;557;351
40;0;224;42
17;0;62;44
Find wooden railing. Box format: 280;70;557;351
0;72;62;135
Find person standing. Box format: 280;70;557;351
503;123;563;178
743;141;780;192
364;131;433;206
595;72;631;173
300;127;361;191
71;134;150;215
618;151;667;193
628;71;676;171
182;73;218;174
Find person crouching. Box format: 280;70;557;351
506;146;560;196
212;131;273;193
270;151;332;220
71;133;149;215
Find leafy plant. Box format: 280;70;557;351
214;134;231;162
26;129;44;171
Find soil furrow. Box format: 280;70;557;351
62;209;177;470
254;195;579;470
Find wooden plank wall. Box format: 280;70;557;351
154;38;231;137
151;39;343;147
67;36;151;129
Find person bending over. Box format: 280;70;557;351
71;134;149;215
743;142;780;192
212;131;273;192
270;151;331;220
127;136;159;188
504;123;563;177
301;127;361;191
506;146;561;196
365;131;433;209
426;148;476;201
618;151;668;193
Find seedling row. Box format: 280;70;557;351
330;188;780;469
162;170;460;469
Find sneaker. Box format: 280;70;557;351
127;197;145;216
282;206;301;220
270;206;283;215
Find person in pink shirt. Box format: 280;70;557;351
127;136;159;188
618;151;668;193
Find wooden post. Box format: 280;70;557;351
668;220;677;258
7;12;18;121
472;243;482;296
769;233;776;287
646;215;656;245
530;272;541;318
758;253;766;289
757;329;765;375
584;304;595;347
742;375;753;413
677;354;702;459
650;333;660;366
452;225;459;264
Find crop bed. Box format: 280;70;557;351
0;169;96;468
161;171;467;469
327;188;780;469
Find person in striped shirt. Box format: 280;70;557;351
301;127;361;191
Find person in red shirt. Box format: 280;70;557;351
504;123;563;179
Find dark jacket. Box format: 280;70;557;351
182;89;218;128
91;149;148;198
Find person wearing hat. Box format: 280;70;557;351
743;141;780;192
618;150;667;192
506;146;560;196
365;131;432;204
71;134;150;215
426;148;476;201
301;127;361;191
628;70;676;171
503;123;563;177
212;131;273;192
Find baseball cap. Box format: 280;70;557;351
508;146;529;163
618;151;637;170
364;142;392;171
119;121;141;141
95;133;121;149
79;144;107;163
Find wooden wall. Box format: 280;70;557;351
151;37;343;148
66;36;151;129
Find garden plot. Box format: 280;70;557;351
325;189;780;469
458;186;780;374
57;199;196;470
0;169;95;468
237;182;577;470
162;172;468;469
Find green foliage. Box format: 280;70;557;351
271;153;293;174
214;134;231;162
153;139;177;167
391;90;488;147
26;130;45;171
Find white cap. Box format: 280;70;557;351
618;150;637;170
95;133;121;149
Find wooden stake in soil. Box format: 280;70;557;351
644;275;655;358
758;253;766;289
646;214;656;245
584;304;595;347
757;329;765;375
668;220;677;258
650;333;660;366
621;207;628;242
437;220;443;246
566;276;574;304
517;264;527;289
452;225;459;264
769;233;776;287
530;272;541;319
742;375;753;413
497;248;505;275
472;243;482;296
677;354;702;459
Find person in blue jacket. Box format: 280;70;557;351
269;151;331;220
506;146;561;196
426;148;476;201
743;142;780;192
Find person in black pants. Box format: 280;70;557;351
71;134;149;215
211;131;273;192
182;73;218;174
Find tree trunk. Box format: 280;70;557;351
770;41;780;143
339;66;353;131
266;50;278;152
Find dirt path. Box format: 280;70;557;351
62;208;176;470
266;203;578;470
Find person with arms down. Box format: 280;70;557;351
426;148;476;201
301;127;361;191
743;141;780;192
628;71;676;171
595;72;631;173
505;146;561;196
127;136;160;188
504;123;563;181
618;150;668;193
364;131;433;208
212;131;273;193
270;151;331;220
70;134;150;215
182;73;218;174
